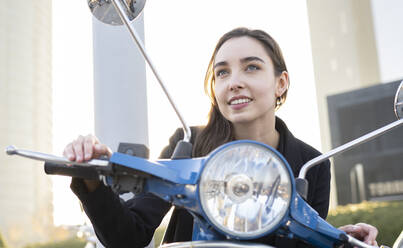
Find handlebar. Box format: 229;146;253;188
44;162;100;180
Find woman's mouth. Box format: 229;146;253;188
228;97;252;110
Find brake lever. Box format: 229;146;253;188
342;234;381;248
5;145;109;167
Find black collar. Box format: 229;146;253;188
275;116;303;177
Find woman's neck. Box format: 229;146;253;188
233;117;280;149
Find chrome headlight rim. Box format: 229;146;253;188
197;140;295;240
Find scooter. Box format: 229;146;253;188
5;1;403;247
6;80;403;248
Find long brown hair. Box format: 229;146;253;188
193;27;289;157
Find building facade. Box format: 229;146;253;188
0;1;53;247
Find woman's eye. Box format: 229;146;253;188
216;70;228;77
246;64;259;71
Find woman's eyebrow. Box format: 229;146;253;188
240;56;265;64
213;56;264;69
213;61;227;70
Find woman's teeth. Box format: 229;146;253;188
230;98;251;105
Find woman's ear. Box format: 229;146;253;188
275;71;289;97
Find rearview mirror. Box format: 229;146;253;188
87;0;146;25
394;81;403;120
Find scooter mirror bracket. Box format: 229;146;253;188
171;141;193;159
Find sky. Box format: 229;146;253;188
52;0;320;225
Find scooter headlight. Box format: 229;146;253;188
199;141;292;239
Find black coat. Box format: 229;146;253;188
71;117;330;248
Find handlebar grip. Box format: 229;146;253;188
44;162;100;180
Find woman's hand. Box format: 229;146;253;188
63;134;112;192
339;223;378;246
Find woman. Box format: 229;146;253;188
65;27;377;247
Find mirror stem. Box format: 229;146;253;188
111;0;192;142
298;118;403;179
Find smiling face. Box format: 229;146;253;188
213;36;288;127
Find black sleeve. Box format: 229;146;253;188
306;160;331;219
71;178;171;248
70;128;186;248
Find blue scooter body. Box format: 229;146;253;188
108;140;346;247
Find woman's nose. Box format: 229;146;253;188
228;74;245;91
